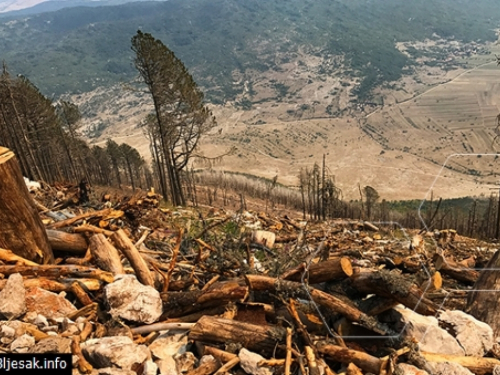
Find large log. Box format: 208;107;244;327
46;230;88;254
282;257;353;283
89;234;125;275
161;280;248;319
466;250;500;338
349;270;438;316
189;315;286;355
111;229;154;287
245;274;392;335
435;254;478;284
0;147;53;264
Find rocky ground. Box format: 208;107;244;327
2;181;500;375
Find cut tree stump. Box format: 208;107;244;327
466;249;500;338
0;147;53;264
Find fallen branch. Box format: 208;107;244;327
131;322;195;335
0;248;39;266
189;316;286;354
112;229;154;287
0;265;113;283
421;352;500;375
48;208;112;230
246;274;392;335
317;343;381;374
164;229;183;292
161;280;248;319
350;269;438;316
435;254;478;285
282;257;353;283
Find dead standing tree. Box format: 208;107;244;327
298;156;343;220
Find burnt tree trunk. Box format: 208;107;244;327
466;250;500;338
0;147;53;264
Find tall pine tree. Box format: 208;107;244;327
131;30;216;206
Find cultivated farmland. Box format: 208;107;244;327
364;58;500;187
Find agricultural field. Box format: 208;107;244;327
74;37;500;202
363;50;500;195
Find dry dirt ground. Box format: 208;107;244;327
70;39;500;201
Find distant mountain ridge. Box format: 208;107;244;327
0;0;47;14
0;0;499;102
0;0;158;15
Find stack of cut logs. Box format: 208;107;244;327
1;147;500;375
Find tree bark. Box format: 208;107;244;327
282;257;353;283
466;250;500;338
89;234;125;275
350;269;438;316
46;230;88;254
189;315;286;355
111;229;154;287
245;274;392;335
0;147;53;264
161;280;248;319
435;254;479;285
317;344;381;374
357;295;399;316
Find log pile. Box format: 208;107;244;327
1;174;500;374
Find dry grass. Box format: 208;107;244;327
72;40;500;201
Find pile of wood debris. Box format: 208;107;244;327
2;174;500;375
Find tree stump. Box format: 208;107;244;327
0;147;53;264
466;250;500;338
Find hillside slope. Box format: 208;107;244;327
70;43;500;201
1;0;500;102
